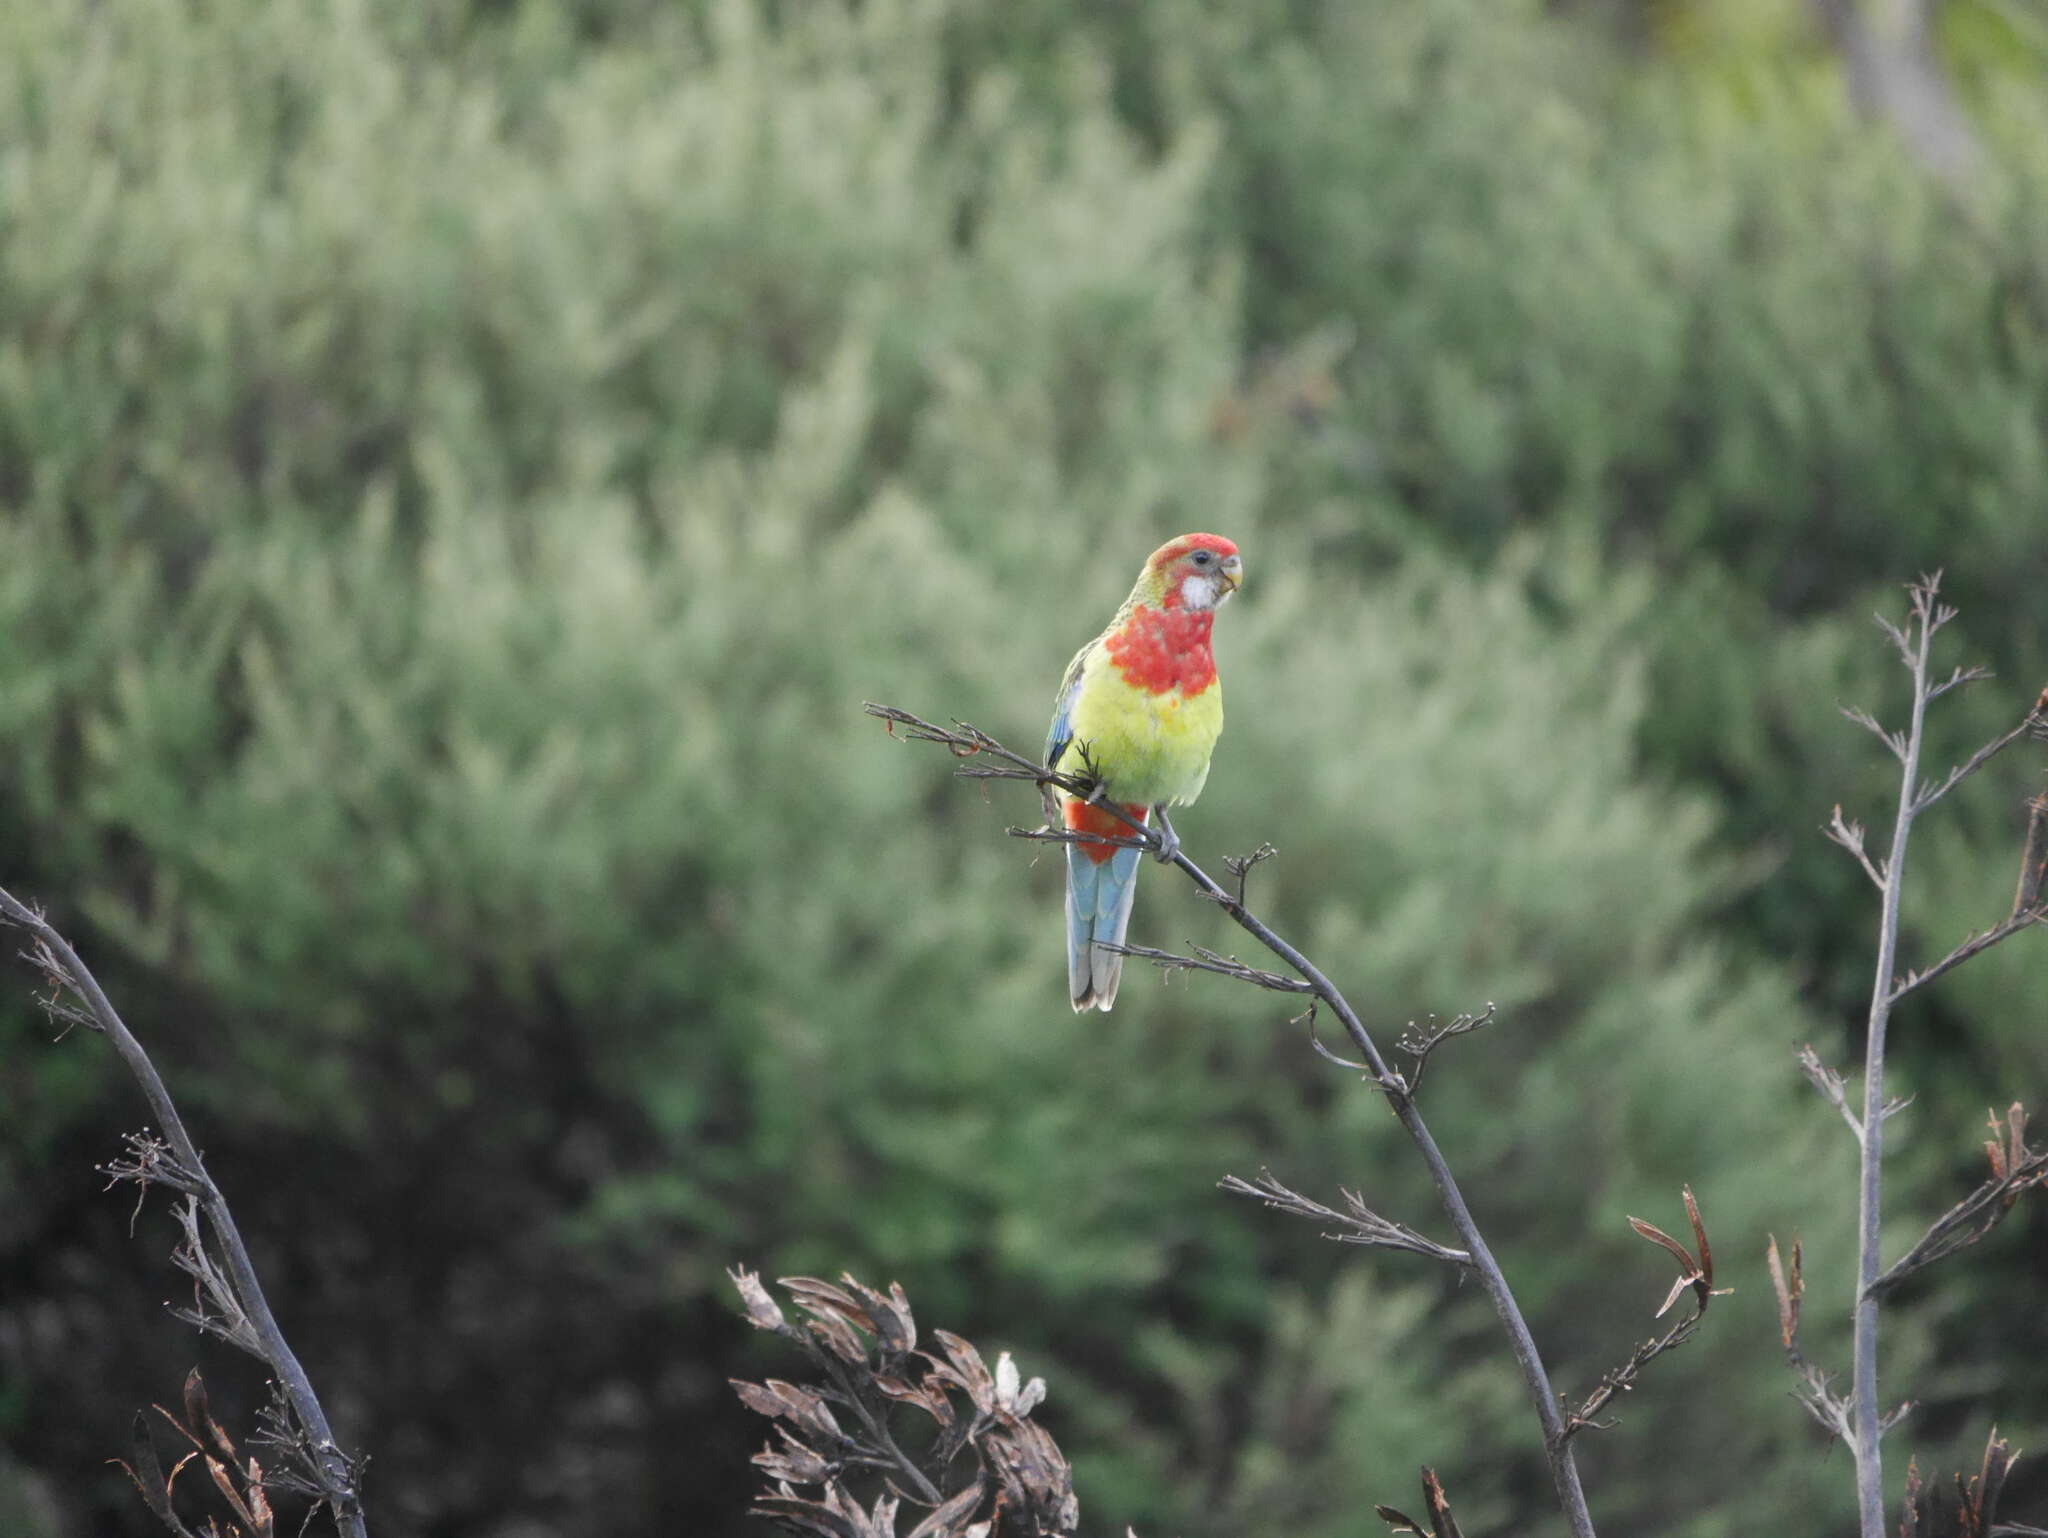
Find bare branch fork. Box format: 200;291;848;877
0;884;368;1538
1218;1170;1471;1267
1805;577;2048;1538
1106;941;1314;997
864;702;1604;1537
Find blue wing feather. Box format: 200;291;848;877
1044;638;1093;777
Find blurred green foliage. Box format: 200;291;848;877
3;0;2047;1533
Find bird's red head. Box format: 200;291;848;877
1141;533;1243;611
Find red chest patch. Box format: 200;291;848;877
1104;606;1216;695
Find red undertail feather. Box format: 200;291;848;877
1064;799;1147;864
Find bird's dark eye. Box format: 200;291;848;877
1192;551;1212;566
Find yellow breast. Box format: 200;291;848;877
1063;649;1222;809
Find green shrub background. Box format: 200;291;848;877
3;0;2047;1533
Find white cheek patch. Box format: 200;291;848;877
1180;573;1217;610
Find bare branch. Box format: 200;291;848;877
1875;613;1914;665
1007;824;1152;854
867;702;1132;821
165;1197;266;1358
1840;707;1907;764
1870;1104;2048;1296
0;884;367;1536
1295;999;1382;1077
1825;805;1890;892
1563;1308;1711;1440
1099;940;1316;995
1799;1046;1863;1141
1911;698;2047;814
1219;1170;1471;1268
1222;843;1279;907
101;1130;207;1204
1927;664;1994;702
1889;904;2048;1006
1795;1370;1856;1443
1395;1004;1498;1095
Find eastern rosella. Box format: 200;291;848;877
1045;533;1243;1011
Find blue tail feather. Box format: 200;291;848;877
1066;836;1145;1012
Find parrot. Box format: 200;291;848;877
1044;533;1243;1011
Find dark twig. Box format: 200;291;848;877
1564;1315;1711;1439
869;702;1600;1538
1870;1105;2048;1296
1395;1005;1498;1096
164;1196;266;1358
1218;1170;1471;1267
1222;843;1279;907
1297;998;1385;1078
1007;825;1152;855
1563;1189;1726;1439
1101;940;1316;995
0;885;367;1537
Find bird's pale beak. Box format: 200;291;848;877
1220;555;1243;592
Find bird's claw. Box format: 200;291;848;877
1153;823;1181;865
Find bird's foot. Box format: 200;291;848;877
1152;808;1181;865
